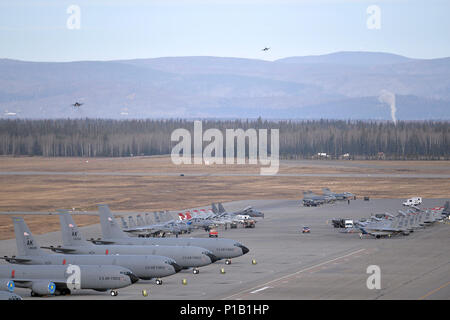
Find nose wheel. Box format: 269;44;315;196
156;278;163;285
225;259;231;265
110;290;118;296
193;268;199;274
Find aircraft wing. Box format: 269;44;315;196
0;256;32;264
87;239;116;245
40;246;78;253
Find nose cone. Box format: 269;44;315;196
206;252;219;263
170;262;183;273
127;272;139;284
239;245;250;255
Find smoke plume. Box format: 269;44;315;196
378;90;397;124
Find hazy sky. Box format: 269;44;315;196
1;0;449;61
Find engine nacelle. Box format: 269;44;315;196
31;281;56;296
0;279;15;292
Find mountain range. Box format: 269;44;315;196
1;51;449;120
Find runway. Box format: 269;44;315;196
0;198;449;300
0;171;449;179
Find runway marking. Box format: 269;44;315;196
222;248;366;300
418;281;450;300
250;286;271;294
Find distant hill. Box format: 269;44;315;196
0;52;449;120
275;51;414;66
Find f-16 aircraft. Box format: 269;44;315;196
94;205;249;264
120;211;194;237
302;191;335;206
3;217;181;282
216;203;264;218
322;188;354;200
355;205;445;238
71;102;83;108
0;264;136;297
261;47;270;51
43;211;218;274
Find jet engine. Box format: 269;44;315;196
31;281;56;296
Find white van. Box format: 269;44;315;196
402;197;422;206
344;220;354;228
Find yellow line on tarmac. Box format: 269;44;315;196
418;281;450;300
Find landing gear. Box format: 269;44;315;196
156;278;163;285
193;268;199;274
110;290;118;296
225;259;231;265
59;288;71;296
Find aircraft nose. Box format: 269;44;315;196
239;245;250;255
170;262;183;273
206;252;219;263
127;272;139;284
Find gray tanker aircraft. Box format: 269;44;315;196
2;217;181;282
94;205;250;264
43;211;218;274
0;264;136;297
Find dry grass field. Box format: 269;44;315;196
0;156;449;240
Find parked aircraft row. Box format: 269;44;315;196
302;188;355;206
120;203;264;237
0;205;250;299
333;202;448;239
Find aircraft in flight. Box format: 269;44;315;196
71;102;83;108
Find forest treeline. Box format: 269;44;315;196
0;119;449;160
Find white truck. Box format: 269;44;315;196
402;197;422;206
344;220;354;228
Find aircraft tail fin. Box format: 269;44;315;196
98;204;128;239
444;201;449;212
218;203;226;213
58;210;92;247
12;217;46;256
120;216;128;229
128;216;136;228
136;214;146;226
211;203;219;214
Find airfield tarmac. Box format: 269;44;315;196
0;198;448;300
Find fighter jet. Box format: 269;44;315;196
322;188;354;200
121;211;193;237
0;264;136;297
217;203;264;218
302;191;334;206
71;102;83;108
178;211;218;231
2;217;181;282
43;211;218;274
94;205;249;265
261;47;270;51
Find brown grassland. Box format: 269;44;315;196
0;156;449;240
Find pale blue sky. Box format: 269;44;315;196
1;0;449;61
